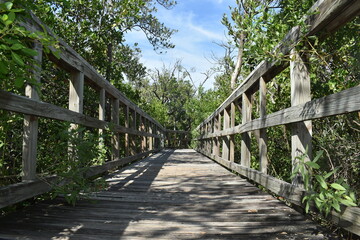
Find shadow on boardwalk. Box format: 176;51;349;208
0;149;337;239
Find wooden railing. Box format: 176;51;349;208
165;130;191;148
0;12;167;208
195;0;360;236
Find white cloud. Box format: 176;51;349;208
124;0;230;90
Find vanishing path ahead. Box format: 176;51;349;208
0;149;333;239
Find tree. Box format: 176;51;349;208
25;0;176;91
141;61;195;131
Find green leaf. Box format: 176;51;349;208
324;168;337;179
2;14;8;21
11;51;25;66
331;201;341;212
305;161;320;169
5;11;15;25
315;175;328;189
305;201;310;213
14;77;24;88
350;192;356;202
5;2;13;10
331;183;346;191
339;199;357;207
21;48;38;57
11;43;25;50
312;150;323;163
0;61;9;74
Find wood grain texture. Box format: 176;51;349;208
259;77;268;174
0;150;160;209
0;90;161;138
198;149;360;236
0;150;336;239
290;49;312;185
198;85;360;140
22;41;43;181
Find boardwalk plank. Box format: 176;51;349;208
0;149;336;239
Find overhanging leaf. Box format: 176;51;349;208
331;183;346;191
11;51;25;66
305;161;320;169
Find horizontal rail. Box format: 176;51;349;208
198;85;360;139
0;90;161;138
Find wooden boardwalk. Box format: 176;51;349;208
0;149;335;239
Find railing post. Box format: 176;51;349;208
69;71;84;116
140;116;146;152
111;98;120;160
230;103;235;162
22;42;42;181
99;88;106;158
125;106;129;156
259;77;268;173
241;92;252;167
68;68;84;161
290;49;312;184
149;121;153;151
131;110;137;155
222;109;230;160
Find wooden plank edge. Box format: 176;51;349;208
0;149;162;209
196;148;360;236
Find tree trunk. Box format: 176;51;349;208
230;31;246;90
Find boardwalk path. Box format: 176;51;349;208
0;149;333;239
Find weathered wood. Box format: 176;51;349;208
259;77;268;173
111;98;120;160
0;90;161;138
198;85;360;140
22;41;42;181
69;71;84;114
130;110;137;155
221;109;230;160
198;148;360;236
125;106;130;156
149;122;153;151
0;150;337;239
0;149;159;209
98;88;106;151
230;103;235;162
141;117;146;152
241;92;251;167
290;49;312;184
0;176;58;209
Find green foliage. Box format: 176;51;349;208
51;127;109;206
291;151;357;216
141;61;195;130
0;0;61;91
27;0;176;94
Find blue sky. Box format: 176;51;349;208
125;0;232;90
